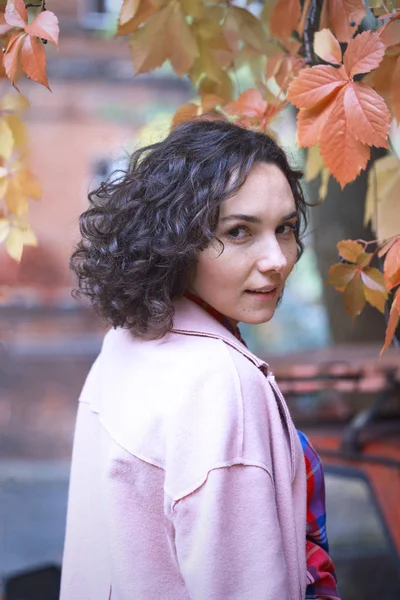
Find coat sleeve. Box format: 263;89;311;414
170;463;290;600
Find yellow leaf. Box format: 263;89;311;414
0;91;29;113
230;6;268;53
360;267;387;292
343;272;366;320
305;145;323;181
0;219;10;244
363;286;386;313
314;29;342;65
22;226;37;246
5;114;27;148
364;155;400;240
5;226;24;262
5;177;28;215
326;262;357;290
129;3;198;76
180;0;205;19
337;239;365;263
16;168;42;199
319;167;330;200
0;119;14;160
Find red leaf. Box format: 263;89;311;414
25;10;59;47
297;98;334;147
378;19;400;47
344;82;390;148
381;288;400;354
3;31;25;87
320;89;370;188
337;239;365;263
5;0;27;28
287;65;346;109
343;271;366;320
328;0;366;43
20;35;50;90
269;0;301;41
344;30;386;78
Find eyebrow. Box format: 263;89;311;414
220;211;299;223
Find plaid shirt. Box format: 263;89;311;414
186;294;340;599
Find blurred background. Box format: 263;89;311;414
0;1;399;599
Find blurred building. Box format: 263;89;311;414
0;0;191;304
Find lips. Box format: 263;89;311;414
246;285;278;294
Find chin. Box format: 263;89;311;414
238;310;276;326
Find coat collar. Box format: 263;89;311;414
172;297;270;373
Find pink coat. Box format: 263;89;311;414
61;297;307;599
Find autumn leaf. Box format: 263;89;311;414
288;30;390;186
384;236;400;290
343;83;390;148
381;288;400;354
327;262;357;290
337;239;365;263
320;89;370;188
129;2;198;76
118;0;141;26
3;0;59;89
364;156;400;240
327;0;366;43
344;30;385;77
224;88;284;130
314;29;342;65
0;118;14;159
287;65;347;108
117;0;162;35
343;271;366;320
269;0;301;42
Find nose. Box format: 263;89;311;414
255;236;288;275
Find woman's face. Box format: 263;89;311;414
190;162;299;325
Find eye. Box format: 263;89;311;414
276;221;298;236
227;226;250;240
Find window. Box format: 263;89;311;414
79;0;121;30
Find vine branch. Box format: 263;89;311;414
303;0;324;65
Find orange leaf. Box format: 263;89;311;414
172;103;198;128
381;288;400;354
117;0;161;35
344;82;390;148
25;10;59;47
385;238;400;278
5;0;27;28
378;19;400;47
20;35;50;90
287;65;346;109
344;30;385;78
360;267;387;293
269;0;301;41
3;31;25;87
337;239;365;262
378;236;397;258
320;90;370;188
297;98;334;147
118;0;141;26
343;271;366;320
328;0;366;43
266;53;284;80
225;89;267;118
326;262;357;290
314;29;342;65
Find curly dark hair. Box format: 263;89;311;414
71;118;308;338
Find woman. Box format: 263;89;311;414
61;118;339;599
